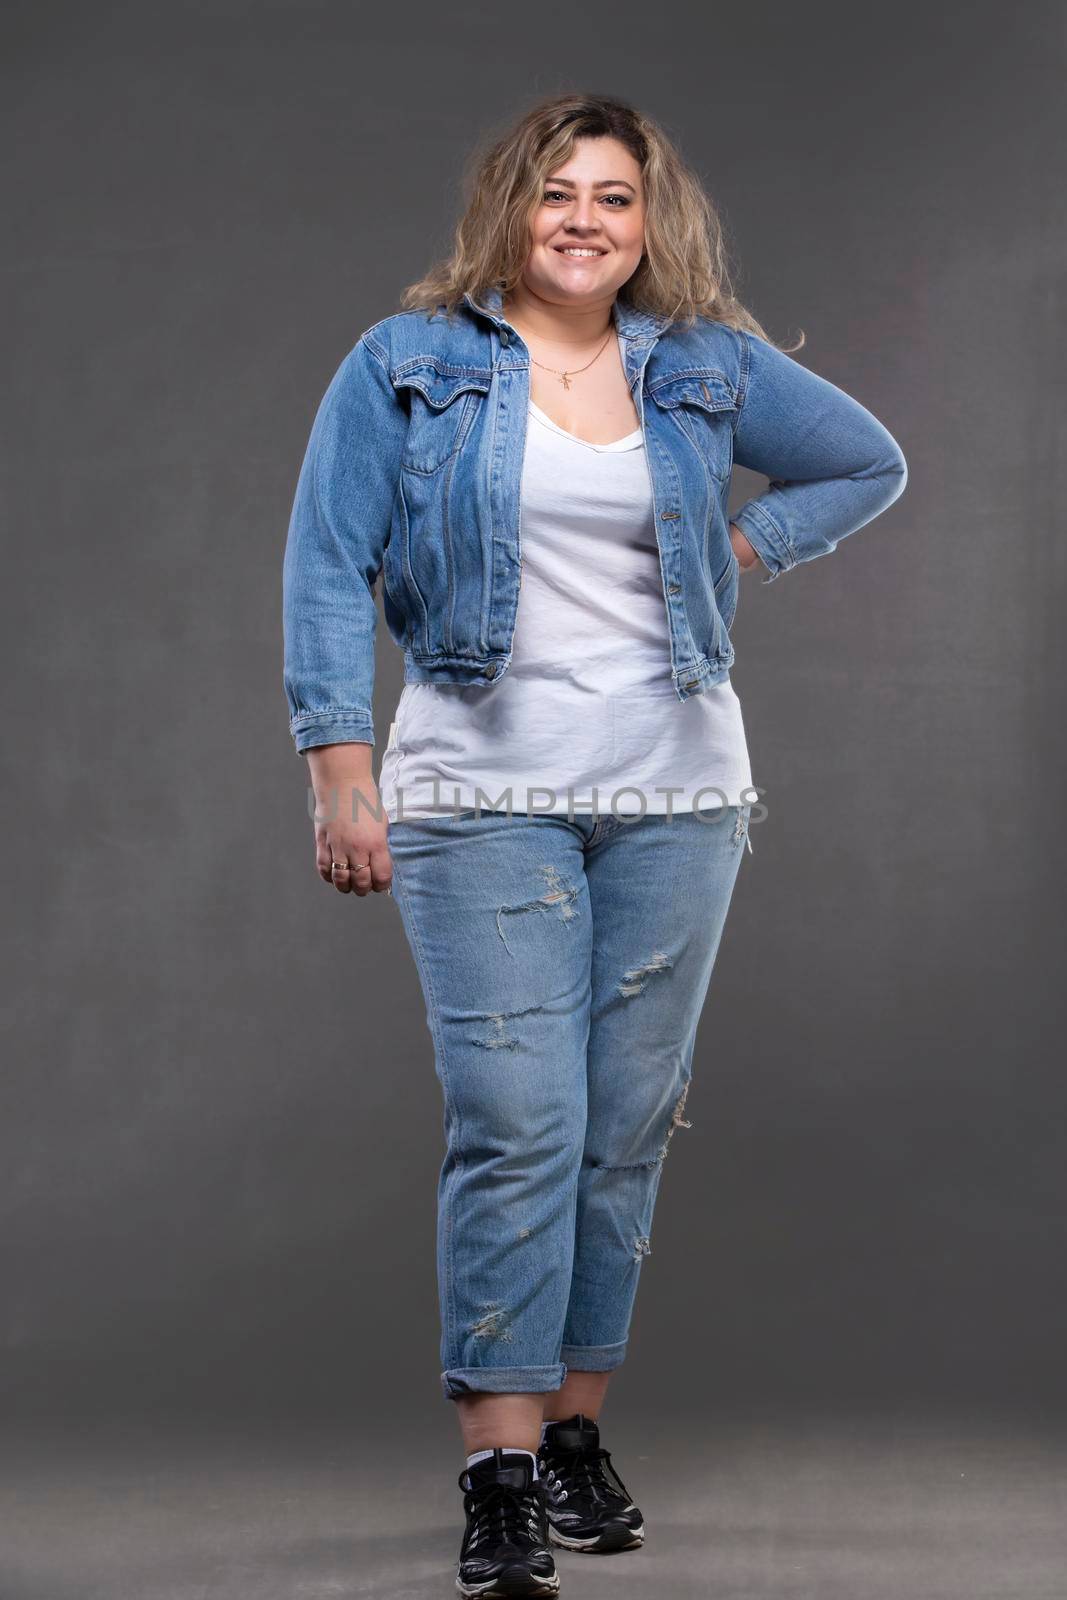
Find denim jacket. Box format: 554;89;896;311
282;283;907;753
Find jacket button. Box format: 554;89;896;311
667;582;681;594
499;330;510;346
485;662;499;679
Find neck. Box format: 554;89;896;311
501;283;615;349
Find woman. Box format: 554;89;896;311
282;93;907;1598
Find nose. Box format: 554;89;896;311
562;197;600;232
561;218;603;244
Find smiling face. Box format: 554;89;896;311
521;135;646;312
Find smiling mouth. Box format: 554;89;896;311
554;245;608;257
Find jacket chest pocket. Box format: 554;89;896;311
646;371;738;483
393;363;493;475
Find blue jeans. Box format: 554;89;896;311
387;803;752;1401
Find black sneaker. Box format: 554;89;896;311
537;1413;644;1553
455;1448;560;1597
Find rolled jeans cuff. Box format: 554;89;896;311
559;1340;628;1372
442;1363;567;1401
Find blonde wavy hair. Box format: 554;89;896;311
400;92;803;353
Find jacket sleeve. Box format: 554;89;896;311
282;329;407;753
729;329;908;584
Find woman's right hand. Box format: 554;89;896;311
305;743;393;897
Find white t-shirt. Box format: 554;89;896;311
378;343;754;820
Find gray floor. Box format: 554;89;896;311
2;1411;1065;1599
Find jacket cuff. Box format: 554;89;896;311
290;711;374;753
731;500;795;585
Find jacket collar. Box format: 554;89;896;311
461;283;671;344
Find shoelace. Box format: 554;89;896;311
457;1472;546;1553
542;1445;632;1510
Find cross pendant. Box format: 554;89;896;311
560;372;571;389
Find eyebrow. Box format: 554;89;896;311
543;177;638;194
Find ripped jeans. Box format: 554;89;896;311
387;803;752;1401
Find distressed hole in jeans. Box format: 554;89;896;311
471;1014;519;1051
470;996;545;1050
618;949;673;999
470;1303;513;1343
657;1080;693;1162
495;864;580;957
633;1235;652;1261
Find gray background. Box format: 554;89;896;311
3;1;1065;1594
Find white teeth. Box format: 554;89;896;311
560;248;603;257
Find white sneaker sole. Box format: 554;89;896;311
548;1521;645;1552
455;1571;561;1596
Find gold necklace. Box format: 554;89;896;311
517;326;615;390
